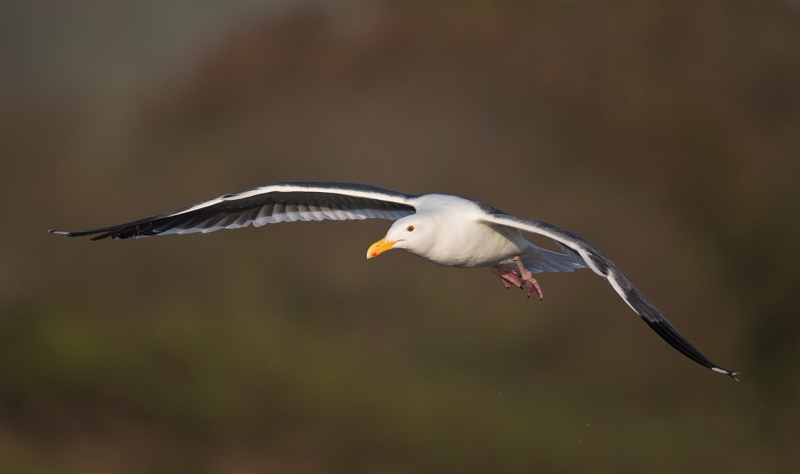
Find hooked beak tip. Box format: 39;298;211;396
367;237;395;259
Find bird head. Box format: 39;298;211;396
367;214;437;259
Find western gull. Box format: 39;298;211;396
49;181;739;379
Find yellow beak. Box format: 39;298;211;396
367;237;396;259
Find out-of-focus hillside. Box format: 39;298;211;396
1;0;799;472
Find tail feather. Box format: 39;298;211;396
520;245;587;274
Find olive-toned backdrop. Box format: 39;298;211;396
2;1;799;472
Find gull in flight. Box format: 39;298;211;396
49;182;738;379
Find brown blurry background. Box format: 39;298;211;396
2;0;799;472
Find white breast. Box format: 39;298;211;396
411;195;529;268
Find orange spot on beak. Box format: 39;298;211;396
367;237;396;259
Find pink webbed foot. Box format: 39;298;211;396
491;265;523;289
490;260;544;300
513;256;543;300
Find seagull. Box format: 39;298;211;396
49;181;738;379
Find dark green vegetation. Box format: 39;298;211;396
2;0;799;472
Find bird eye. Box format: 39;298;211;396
406;226;414;232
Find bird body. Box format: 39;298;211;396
50;181;738;379
385;194;530;268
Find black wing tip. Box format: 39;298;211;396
48;229;84;238
48;228;108;241
712;367;741;381
641;318;740;380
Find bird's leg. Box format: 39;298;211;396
490;265;523;289
513;256;543;300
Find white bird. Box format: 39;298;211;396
49;181;738;379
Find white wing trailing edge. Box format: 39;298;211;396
480;210;740;380
49;182;418;241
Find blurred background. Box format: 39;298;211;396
2;0;799;472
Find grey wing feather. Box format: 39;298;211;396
481;210;739;379
49;182;417;241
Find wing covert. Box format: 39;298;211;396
49;182;417;241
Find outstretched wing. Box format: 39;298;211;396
481;210;739;379
49;182;417;241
